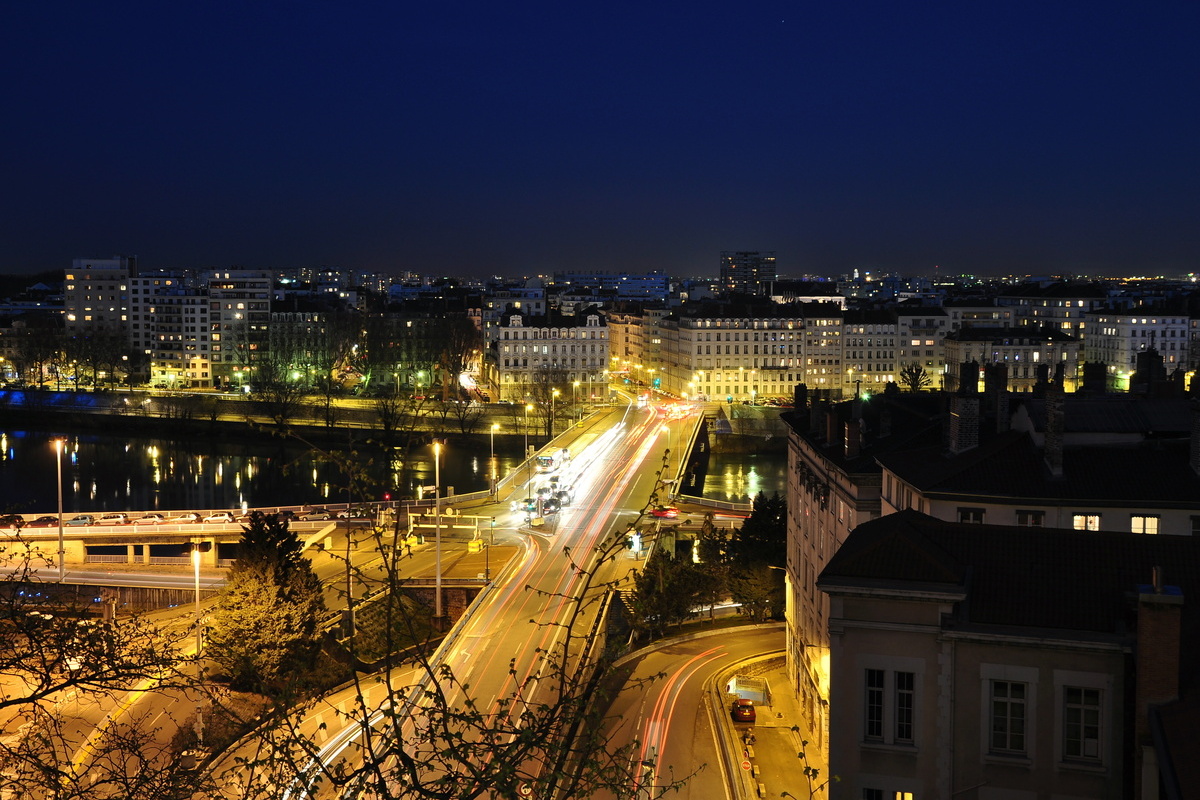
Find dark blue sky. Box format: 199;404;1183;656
4;1;1198;278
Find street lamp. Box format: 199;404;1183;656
433;440;443;622
661;423;673;483
524;404;534;484
489;423;499;494
550;389;560;439
53;438;65;582
485;516;495;582
572;380;580;423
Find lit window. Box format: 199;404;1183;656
1072;514;1100;531
1131;515;1159;535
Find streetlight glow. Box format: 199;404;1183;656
53;438;65;582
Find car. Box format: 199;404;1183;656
26;515;59;528
650;505;679;519
203;511;235;524
336;506;373;519
540;497;561;515
511;497;538;513
298;508;332;521
554;489;574;507
133;513;167;525
65;514;95;527
730;698;756;723
0;514;25;529
169;512;201;524
96;513;130;526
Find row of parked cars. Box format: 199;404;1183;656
3;507;358;528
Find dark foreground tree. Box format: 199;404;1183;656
898;362;932;392
207;512;325;693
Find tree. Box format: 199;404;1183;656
207;512;324;693
630;548;703;640
0;541;204;799
898;362;932;392
728;492;787;568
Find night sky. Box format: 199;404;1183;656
4;1;1198;279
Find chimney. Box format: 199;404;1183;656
879;408;893;438
1134;569;1183;790
948;394;980;454
844;419;861;459
1190;400;1200;476
985;363;1010;433
825;405;840;446
1044;385;1064;478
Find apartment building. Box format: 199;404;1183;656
1085;308;1190;390
64;256;134;336
943;326;1081;392
819;510;1200;799
493;307;608;402
205;270;272;388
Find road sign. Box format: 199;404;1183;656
740;759;751;771
517;784;532;797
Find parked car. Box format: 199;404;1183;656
96;513;129;526
26;515;59;528
169;512;201;524
0;514;25;529
298;508;332;521
203;511;235;524
650;505;679;519
65;514;95;527
133;513;167;525
731;698;756;722
276;509;297;522
336;506;373;519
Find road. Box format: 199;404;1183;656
260;398;696;798
597;627;786;800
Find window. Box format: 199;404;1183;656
865;669;884;739
991;681;1026;754
1072;514;1100;531
1131;514;1159;535
1016;510;1044;527
958;507;984;524
862;791;883;800
895;672;914;742
1063;687;1101;760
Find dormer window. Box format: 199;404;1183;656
509;315;523;327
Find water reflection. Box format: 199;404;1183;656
701;452;787;504
0;430;517;515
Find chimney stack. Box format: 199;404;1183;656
949;394;980;454
1134;570;1183;790
845;419;861;459
1190;400;1200;476
1044;385;1064;478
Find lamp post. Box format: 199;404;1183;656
523;402;532;484
54;438;64;582
433;440;443;622
489;423;499;494
572;380;579;423
485;516;495;582
550;389;560;439
192;542;206;748
661;423;673;486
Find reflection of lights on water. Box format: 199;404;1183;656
312;468;318;484
216;463;223;485
235;473;241;490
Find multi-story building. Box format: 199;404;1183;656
996;281;1110;340
64;256;135;336
552;270;670;300
493;307;608;403
147;285;211;388
943;325;1081;392
819;509;1200;799
205;270;272;389
1085;308;1190;390
894;305;949;389
782;392;945;755
719;251;777;296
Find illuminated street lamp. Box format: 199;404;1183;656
572;380;580;423
524;404;534;483
550;389;560;438
433;440;443;621
53;438;65;582
489;423;499;493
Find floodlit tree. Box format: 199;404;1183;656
207;512;325;693
630;547;705;639
898;362;932;392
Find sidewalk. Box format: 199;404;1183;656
720;656;826;799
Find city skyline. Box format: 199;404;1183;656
3;2;1198;278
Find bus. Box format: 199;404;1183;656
535;447;571;473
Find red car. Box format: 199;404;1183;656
650;506;679;519
731;698;756;722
